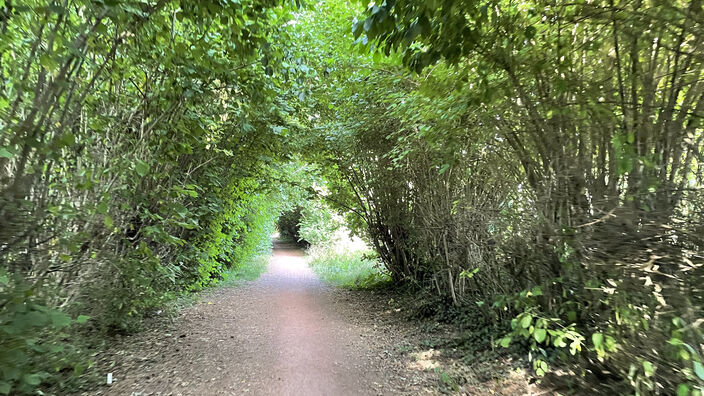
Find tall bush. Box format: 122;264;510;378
297;0;704;393
0;0;301;392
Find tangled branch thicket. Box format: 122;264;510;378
303;0;704;393
0;1;302;392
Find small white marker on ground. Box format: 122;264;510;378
107;373;113;385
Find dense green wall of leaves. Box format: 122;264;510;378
0;0;304;393
294;0;704;394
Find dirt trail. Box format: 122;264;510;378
100;241;433;395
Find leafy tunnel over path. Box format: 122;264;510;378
1;0;704;394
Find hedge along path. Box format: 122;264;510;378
99;240;432;395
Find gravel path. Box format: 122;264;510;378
98;241;437;395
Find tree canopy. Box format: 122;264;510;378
1;0;703;394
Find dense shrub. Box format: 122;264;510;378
3;0;703;394
297;0;704;393
307;243;390;289
0;0;301;392
0;271;89;394
298;199;342;246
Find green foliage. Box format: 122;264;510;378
434;367;459;392
277;207;304;243
0;272;89;395
0;0;304;391
190;179;278;290
220;254;271;286
307;245;390;289
2;0;703;393
296;0;704;393
298;199;342;246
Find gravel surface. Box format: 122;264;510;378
89;241;440;395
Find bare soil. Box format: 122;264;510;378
82;241;537;395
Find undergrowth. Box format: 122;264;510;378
220;254;271;286
307;245;390;289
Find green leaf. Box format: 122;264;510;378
104;215;114;228
76;315;90;324
39;54;59;73
49;310;71;328
554;336;567;348
135;160;150;177
499;337;512;348
642;360;655;377
96;201;109;214
605;335;617;352
22;373;41;386
677;384;691;396
534;328;546;343
12;311;47;331
0;381;10;395
58;132;75;147
460;268;479;278
521;314;532;328
73;363;86;376
592;333;604;348
694;361;704;380
0;148;13;159
570;339;581;355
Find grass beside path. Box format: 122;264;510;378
307;244;390;289
220;255;270;287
